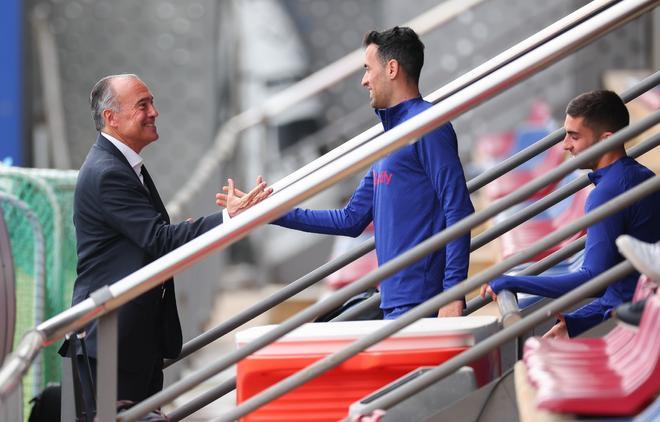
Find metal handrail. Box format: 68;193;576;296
168;128;659;420
268;0;621;195
122;27;660;418
212;174;660;421
469;131;660;315
468;68;660;192
464;236;588;313
163;237;375;367
337;129;660;320
165;60;660;370
357;259;636;414
0;0;654;416
167;0;489;217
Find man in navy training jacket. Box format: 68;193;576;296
480;90;660;338
220;27;474;319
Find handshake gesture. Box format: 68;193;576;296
216;176;273;218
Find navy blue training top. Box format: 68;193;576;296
274;97;474;309
490;157;659;336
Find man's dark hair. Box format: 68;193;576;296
363;26;424;85
566;90;629;134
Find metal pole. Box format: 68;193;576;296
474;132;660;316
467;69;660;193
216;175;659;422
168;0;488;216
495;290;521;327
96;310;118;421
166;376;237;422
163;237;375;367
472;132;660;250
464;236;587;314
163;110;660;361
270;0;628;196
120;107;660;421
338;132;659;321
4;0;656;412
358;261;635;414
0;193;45;399
523;237;586;275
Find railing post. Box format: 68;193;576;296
60;357;76;421
96;310;117;421
496;290;521;328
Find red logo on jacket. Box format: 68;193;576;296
373;170;393;186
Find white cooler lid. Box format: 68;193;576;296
236;316;499;355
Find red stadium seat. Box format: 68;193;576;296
522;294;660;416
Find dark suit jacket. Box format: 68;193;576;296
60;134;223;373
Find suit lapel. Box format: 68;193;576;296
96;134;169;223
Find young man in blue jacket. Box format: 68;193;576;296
220;27;474;319
480;90;660;338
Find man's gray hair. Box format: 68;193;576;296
89;74;140;131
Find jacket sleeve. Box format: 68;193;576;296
416;124;474;291
272;170;374;237
562;298;613;337
489;270;591;297
98;167;223;258
490;183;628;297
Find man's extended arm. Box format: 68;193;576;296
98;167;223;258
484;181;627;301
271;171;374;237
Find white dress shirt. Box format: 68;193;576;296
102;132;144;184
101;132;229;221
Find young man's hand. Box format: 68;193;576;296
479;283;497;301
543;315;569;339
437;300;463;317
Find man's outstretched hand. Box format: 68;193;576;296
216;176;273;218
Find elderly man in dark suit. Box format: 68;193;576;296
60;74;269;406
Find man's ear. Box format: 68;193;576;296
600;131;614;141
386;59;399;80
103;108;115;128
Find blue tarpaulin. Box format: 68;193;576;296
0;0;23;166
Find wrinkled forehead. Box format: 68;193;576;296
112;77;152;104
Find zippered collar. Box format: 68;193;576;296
588;156;630;185
374;96;425;131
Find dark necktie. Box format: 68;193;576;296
140;164;169;223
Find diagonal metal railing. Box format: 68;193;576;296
164;14;660;371
355;258;638;416
267;0;622;195
166;129;659;421
0;1;656;421
167;0;491;218
116;1;659;418
210;141;659;421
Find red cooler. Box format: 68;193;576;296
235;316;500;421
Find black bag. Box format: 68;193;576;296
67;333;169;421
315;287;383;322
28;384;61;422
